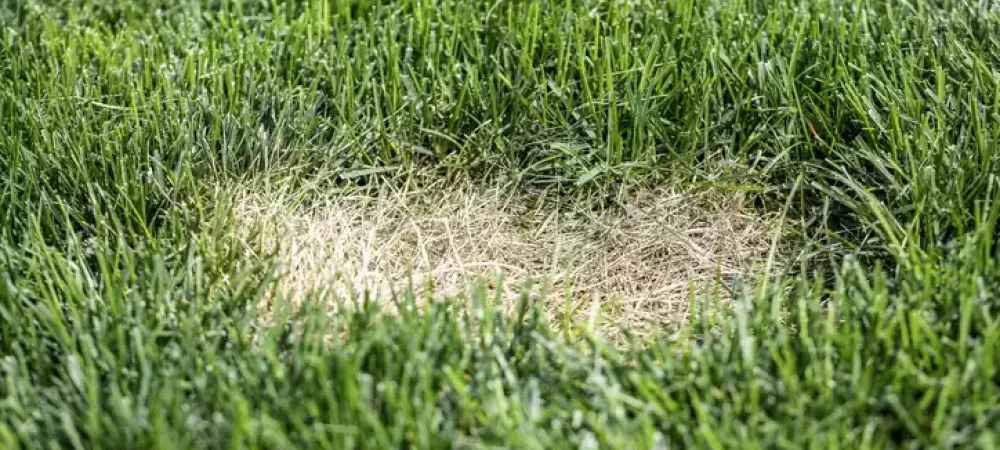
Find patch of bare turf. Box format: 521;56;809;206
234;177;785;341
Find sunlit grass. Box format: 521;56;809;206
1;0;999;448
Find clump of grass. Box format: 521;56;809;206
2;0;1000;448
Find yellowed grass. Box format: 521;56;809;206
234;177;785;340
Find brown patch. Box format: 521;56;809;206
234;179;784;341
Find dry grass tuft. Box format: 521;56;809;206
234;178;785;340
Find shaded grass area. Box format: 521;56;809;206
1;0;1000;448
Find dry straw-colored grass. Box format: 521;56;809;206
234;177;785;340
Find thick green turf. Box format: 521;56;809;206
2;0;999;448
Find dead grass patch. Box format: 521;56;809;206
234;178;785;340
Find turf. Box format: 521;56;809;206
233;175;782;341
1;0;1000;448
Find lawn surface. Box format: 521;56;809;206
2;0;1000;448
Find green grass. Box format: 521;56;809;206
2;0;1000;448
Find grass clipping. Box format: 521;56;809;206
235;179;783;340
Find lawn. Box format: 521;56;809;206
2;0;999;448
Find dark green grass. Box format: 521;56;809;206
2;0;1000;448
